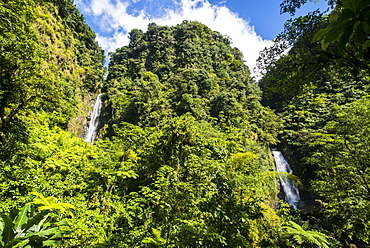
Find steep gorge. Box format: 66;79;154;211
3;0;366;247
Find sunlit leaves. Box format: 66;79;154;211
103;114;282;247
0;0;105;163
309;98;370;245
1;3;287;247
0;193;73;248
104;21;260;132
282;221;329;248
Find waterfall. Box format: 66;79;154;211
272;150;300;209
85;94;103;144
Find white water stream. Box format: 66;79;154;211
85;94;103;144
272;150;300;209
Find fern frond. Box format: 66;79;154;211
282;221;329;248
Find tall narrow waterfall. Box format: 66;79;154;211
85;94;103;144
272;150;300;209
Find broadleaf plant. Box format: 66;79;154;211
0;193;74;248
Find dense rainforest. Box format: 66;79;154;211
0;0;369;247
259;0;370;246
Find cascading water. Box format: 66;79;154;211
272;150;300;209
84;94;103;144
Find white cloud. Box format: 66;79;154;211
76;0;272;76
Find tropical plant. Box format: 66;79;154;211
311;0;370;51
282;221;329;248
0;193;74;248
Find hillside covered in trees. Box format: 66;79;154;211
258;0;370;246
0;0;369;247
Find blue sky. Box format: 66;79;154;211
217;0;328;39
75;0;329;74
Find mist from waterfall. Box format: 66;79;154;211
272;150;300;209
85;94;103;144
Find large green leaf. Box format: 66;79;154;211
363;20;370;33
5;237;29;248
0;219;4;243
324;19;352;44
342;0;360;14
338;23;354;50
354;21;365;43
20;211;49;234
27;227;58;238
12;238;29;248
1;215;14;244
282;221;329;248
13;204;31;233
340;8;356;21
363;39;370;48
359;6;370;20
312;27;330;42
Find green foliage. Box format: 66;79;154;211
280;0;333;15
0;111;141;247
0;0;105;160
259;0;370;246
104;21;280;146
282;221;329;248
30;193;75;216
0;1;300;247
103;115;281;247
309;98;370;245
0;8;106;245
312;0;370;51
261;62;370;246
259;1;369;105
0;193;73;248
0;0;45;160
105;21;253;125
96;21;293;247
